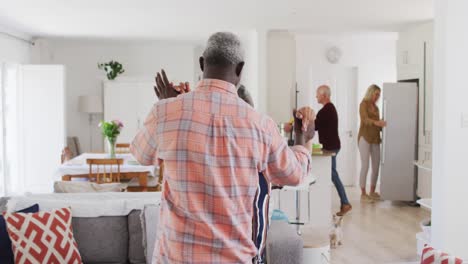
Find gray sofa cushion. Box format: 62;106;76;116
128;210;145;264
266;221;303;264
72;216;129;264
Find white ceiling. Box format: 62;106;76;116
0;0;433;41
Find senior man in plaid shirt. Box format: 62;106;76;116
131;32;315;264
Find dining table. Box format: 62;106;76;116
57;153;157;191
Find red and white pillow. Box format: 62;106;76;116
421;246;463;264
3;207;82;264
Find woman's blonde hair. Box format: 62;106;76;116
363;84;381;101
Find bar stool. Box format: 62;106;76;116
278;174;317;235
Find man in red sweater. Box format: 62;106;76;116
315;85;352;216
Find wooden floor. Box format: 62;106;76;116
303;187;430;264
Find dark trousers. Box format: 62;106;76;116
330;149;350;205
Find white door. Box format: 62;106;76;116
335;68;358;186
19;65;66;193
302;66;358;186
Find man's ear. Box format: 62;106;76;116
199;57;204;72
235;62;245;77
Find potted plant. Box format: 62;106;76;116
99;120;124;158
98;60;125;80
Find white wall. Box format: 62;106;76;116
238;30;260;110
193;45;204;84
0;33;31;64
267;31;296;123
397;22;434;146
33;39;196;152
266;32;397;127
295;33;398;110
256;30;268;114
433;0;468;259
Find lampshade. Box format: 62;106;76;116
78;95;103;113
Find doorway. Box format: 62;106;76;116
301;66;358;186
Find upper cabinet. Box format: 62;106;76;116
397;22;434;148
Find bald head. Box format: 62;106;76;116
316;85;332;105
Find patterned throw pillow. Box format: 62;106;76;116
0;204;39;264
4;207;82;264
421;246;463;264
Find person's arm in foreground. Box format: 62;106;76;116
130;107;159;166
263;107;314;186
131;69;186;165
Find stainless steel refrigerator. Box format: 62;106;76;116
380;82;418;201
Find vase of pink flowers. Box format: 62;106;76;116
99;120;124;158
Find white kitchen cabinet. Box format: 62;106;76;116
397;22;434;199
417;145;432;198
397;22;433;147
103;79;157;145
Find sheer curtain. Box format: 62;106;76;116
0;63;20;196
0;64;4;196
0;63;66;196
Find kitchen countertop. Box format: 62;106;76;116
312;150;336;157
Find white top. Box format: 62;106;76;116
56;153;156;178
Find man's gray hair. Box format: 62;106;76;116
203;32;245;66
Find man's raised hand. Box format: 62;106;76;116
154;69;190;100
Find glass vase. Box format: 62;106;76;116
107;137;117;158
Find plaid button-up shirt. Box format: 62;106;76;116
131;79;311;264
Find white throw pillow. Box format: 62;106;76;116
54;181;125;193
141;203;160;264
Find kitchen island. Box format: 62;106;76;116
272;150;334;229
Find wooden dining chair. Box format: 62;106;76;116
158;161;164;188
126;161;164;192
86;158;124;183
116;143;131;154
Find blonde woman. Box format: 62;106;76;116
358;84;387;202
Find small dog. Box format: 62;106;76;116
330;215;344;248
